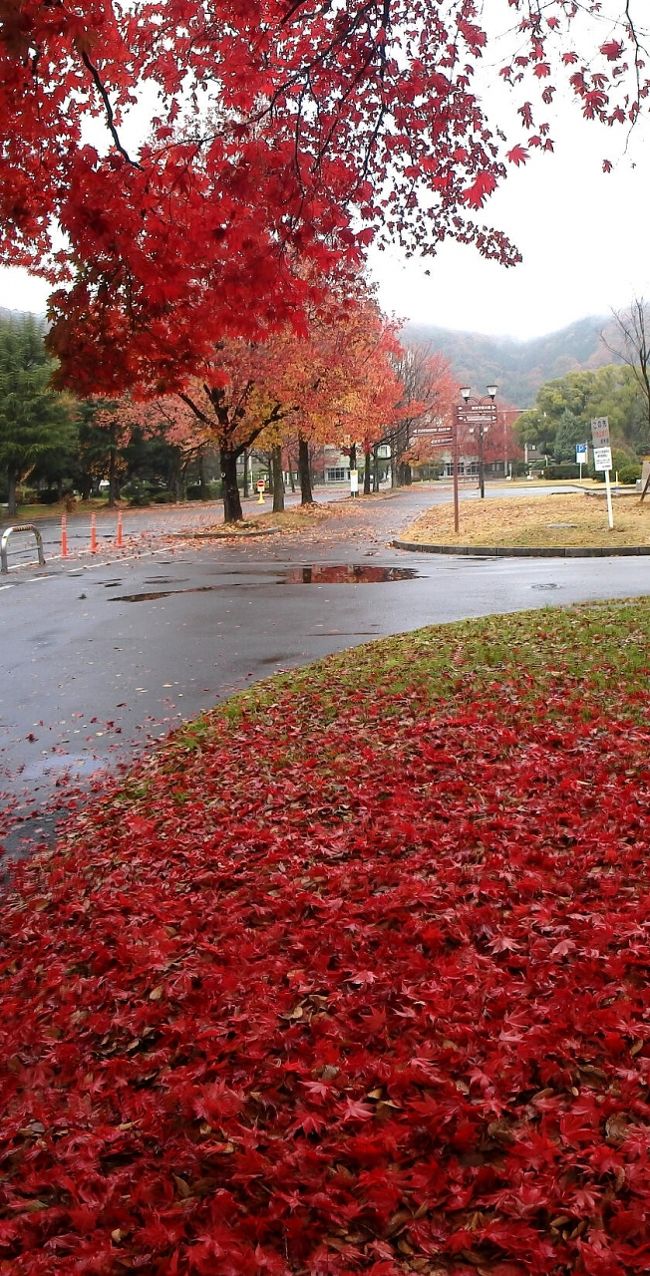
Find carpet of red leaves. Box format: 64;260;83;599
1;682;650;1274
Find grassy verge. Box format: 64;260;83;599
403;491;650;548
2;600;650;1273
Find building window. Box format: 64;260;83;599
325;467;349;482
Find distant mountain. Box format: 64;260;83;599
404;315;621;408
0;305;622;410
0;306;45;325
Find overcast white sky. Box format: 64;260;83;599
368;124;648;339
2;5;648;342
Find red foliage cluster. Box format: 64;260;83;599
1;685;650;1273
2;3;647;393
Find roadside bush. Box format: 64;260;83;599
37;488;60;504
151;490;175;504
543;463;581;480
617;463;642;486
121;480;152;506
187;482;222;500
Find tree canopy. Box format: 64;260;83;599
515;364;650;460
2;3;648;396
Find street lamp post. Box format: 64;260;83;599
458;384;498;501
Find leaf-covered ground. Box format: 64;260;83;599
1;602;650;1275
403;493;650;549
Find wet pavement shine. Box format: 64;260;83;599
1;486;648;860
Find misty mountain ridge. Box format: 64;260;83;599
1;305;622;411
404;314;622;409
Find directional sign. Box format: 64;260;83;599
576;443;588;462
457;405;497;425
591;417;610;449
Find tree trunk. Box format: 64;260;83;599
108;429;119;507
349;442;357;471
7;468;18;518
242;449;250;498
198;451;209;500
373;446;380;492
169;454;183;502
363;447;372;495
272;446;285;513
298;436;313;505
221;448;243;523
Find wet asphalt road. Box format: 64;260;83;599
1;485;649;857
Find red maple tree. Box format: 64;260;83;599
2;4;646;394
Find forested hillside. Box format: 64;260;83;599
404;315;621;408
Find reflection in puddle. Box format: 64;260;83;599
111;564;419;601
283;564;418;584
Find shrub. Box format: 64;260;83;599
121;480;152;506
151;490;175;504
187;483;222;500
543;463;581;480
37;488;60;504
617;463;642;486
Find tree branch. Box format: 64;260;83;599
80;52;143;168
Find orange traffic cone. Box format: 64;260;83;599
90;513;98;554
115;510;124;548
61;514;69;558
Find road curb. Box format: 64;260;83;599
392;539;650;559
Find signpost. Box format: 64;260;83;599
456;401;498;502
590;417;614;529
575;442;588;480
349;468;359;497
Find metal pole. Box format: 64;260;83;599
478;426;485;499
604;468;614;529
453;408;460;533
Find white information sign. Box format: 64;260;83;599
591;417;610;449
593;446;613;473
350;468;359;495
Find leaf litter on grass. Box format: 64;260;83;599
404;493;650;550
1;601;650;1274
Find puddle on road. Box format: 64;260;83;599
284;564;418;585
531;583;561;591
110;564;419;601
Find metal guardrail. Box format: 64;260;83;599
1;525;46;574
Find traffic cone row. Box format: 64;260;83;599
59;511;126;559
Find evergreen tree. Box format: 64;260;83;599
0;317;76;516
553;410;582;462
